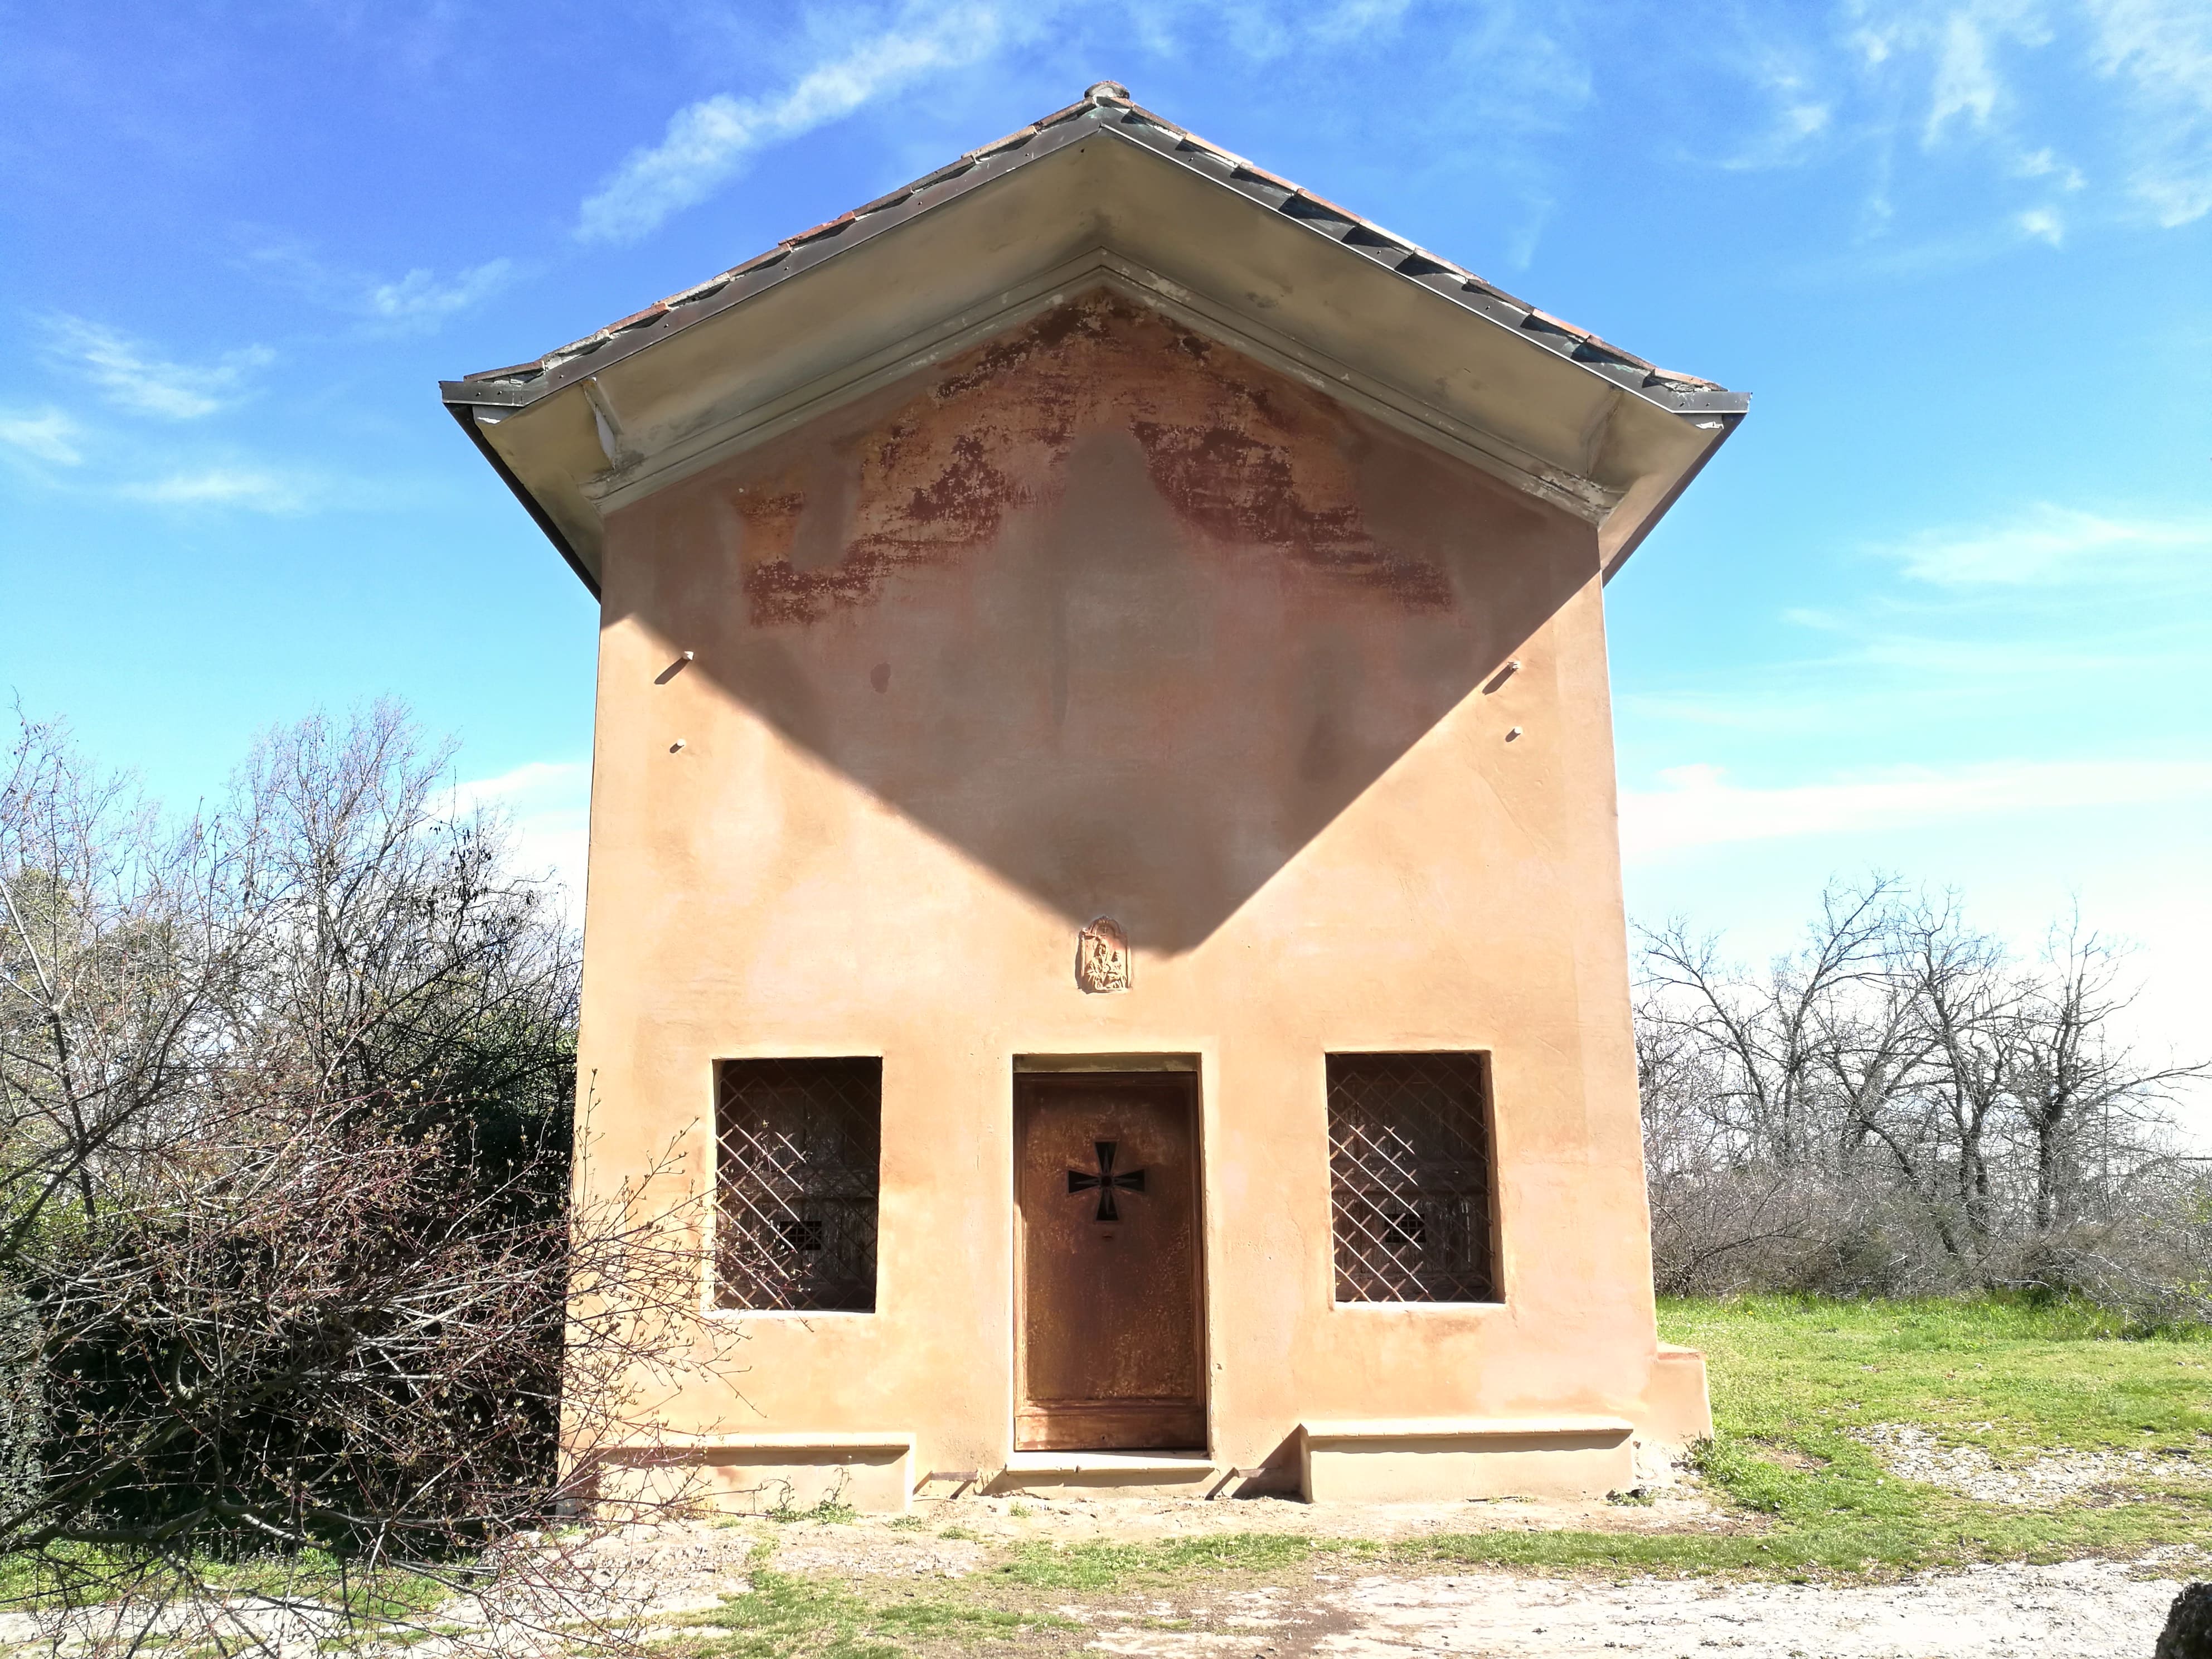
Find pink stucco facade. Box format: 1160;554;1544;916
569;292;1707;1507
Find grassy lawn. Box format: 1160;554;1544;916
1393;1293;2212;1578
1633;1292;2212;1574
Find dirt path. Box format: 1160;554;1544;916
0;1493;2191;1656
1075;1560;2186;1657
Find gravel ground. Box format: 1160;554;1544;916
1855;1423;2211;1508
585;1494;2194;1659
1;1483;2199;1657
1075;1559;2191;1658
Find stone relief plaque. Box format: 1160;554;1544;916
1076;918;1131;994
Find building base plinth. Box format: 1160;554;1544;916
1643;1345;1714;1446
1299;1417;1635;1502
590;1433;915;1516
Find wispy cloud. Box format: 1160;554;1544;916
1726;1;2211;256
2084;0;2212;224
0;406;85;466
1722;58;1833;170
2015;144;2087;188
43;316;273;420
365;259;515;329
1922;8;2009;143
1622;756;2212;860
120;467;319;513
1878;502;2212;586
571;0;1591;260
576;2;1028;245
245;240;517;333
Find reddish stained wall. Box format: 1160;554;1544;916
730;293;1454;626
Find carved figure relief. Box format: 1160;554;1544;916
1076;918;1131;994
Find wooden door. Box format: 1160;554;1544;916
1015;1073;1205;1451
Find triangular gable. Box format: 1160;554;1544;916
442;82;1745;595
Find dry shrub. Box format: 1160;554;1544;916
0;703;740;1653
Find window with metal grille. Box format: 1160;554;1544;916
1326;1051;1498;1304
715;1058;881;1312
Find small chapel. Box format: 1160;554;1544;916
442;83;1745;1508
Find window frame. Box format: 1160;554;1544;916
709;1055;885;1316
1322;1049;1503;1308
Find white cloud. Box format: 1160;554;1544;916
1622;756;2212;861
43;316;273;420
1879;502;2212;586
2016;203;2064;241
1924;10;2005;142
121;467;318;513
2084;0;2212;224
2015;145;2087;188
1805;1;2212;251
1308;0;1416;44
576;2;1028;245
366;259;514;328
0;406;85;466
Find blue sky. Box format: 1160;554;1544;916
2;1;2208;1085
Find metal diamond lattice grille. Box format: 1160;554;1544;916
1327;1052;1497;1304
715;1058;881;1312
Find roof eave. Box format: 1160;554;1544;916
439;97;1744;426
440;89;1747;595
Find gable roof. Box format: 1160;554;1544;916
442;82;1745;596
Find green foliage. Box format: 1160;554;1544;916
768;1494;858;1526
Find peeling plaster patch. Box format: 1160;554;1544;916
722;295;1457;627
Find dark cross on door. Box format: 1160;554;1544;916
1066;1140;1146;1223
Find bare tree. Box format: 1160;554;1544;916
0;704;738;1655
1635;877;2210;1313
1638;879;1906;1169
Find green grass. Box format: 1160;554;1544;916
965;1297;2212;1591
769;1492;861;1526
680;1570;1075;1658
977;1297;2210;1593
1668;1292;2212;1460
0;1542;452;1623
1404;1294;2212;1578
991;1530;1332;1590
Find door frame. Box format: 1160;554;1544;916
1010;1061;1210;1453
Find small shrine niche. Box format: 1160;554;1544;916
1076;918;1131;994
